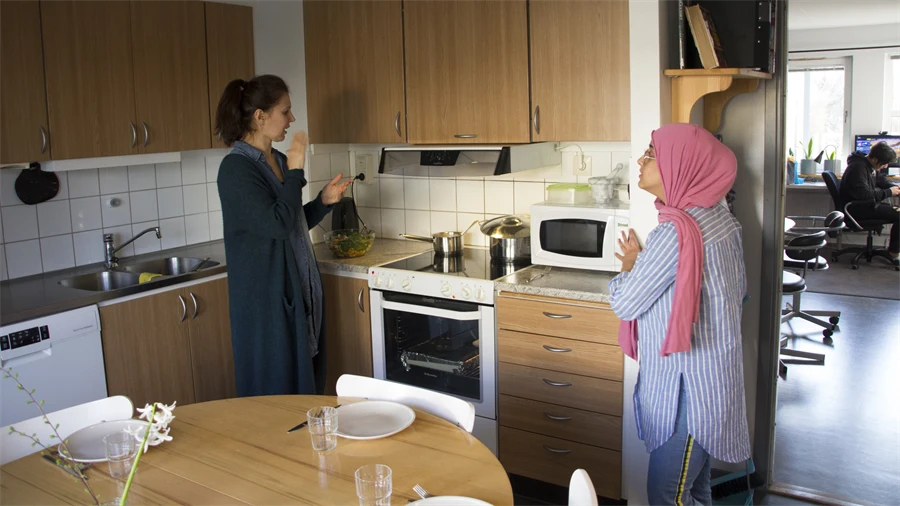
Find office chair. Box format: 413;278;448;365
783;210;845;273
822;171;899;271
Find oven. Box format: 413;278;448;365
530;202;630;271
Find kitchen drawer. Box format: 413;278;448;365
498;329;623;381
499;362;622;416
496;294;619;345
500;426;621;498
500;395;621;450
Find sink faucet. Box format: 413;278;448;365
104;227;162;269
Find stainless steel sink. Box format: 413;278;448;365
58;271;143;292
120;257;219;276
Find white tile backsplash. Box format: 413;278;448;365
206;155;225;183
431;211;457;234
514;182;545;215
68;168;100;198
6;240;42;278
330;152;351;180
405;210;430;237
157;187;185;219
183;184;208;215
70;197;103;232
357;206;382;237
484;181;514;215
209;211;224;240
380;179;404;209
456;180;485;213
309;153;332;182
128;165;156;191
40;235;75;272
160;217;187;249
73;230;104;266
99;167;129;195
430;180;457;212
130;190;159;223
100;193;132;227
404;179;430;211
207;183;221;212
381;209;405;239
155;162;183;188
355;179;380;208
0;209;3;244
0;245;6;281
458;212;486;247
2;205;39;242
185;213;211;245
0;169;21;206
48;172;69;201
37;200;72;237
131;221;161;255
181;156;207;185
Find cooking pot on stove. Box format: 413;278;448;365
480;215;531;262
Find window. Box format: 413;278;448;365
786;58;851;170
886;55;900;133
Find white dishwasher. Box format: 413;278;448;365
0;306;108;427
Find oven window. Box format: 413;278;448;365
381;294;481;403
539;219;606;258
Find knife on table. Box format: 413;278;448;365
287;404;341;433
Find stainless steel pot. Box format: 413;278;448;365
401;232;464;256
480;215;531;261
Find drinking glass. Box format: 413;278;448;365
103;431;137;479
307;406;338;452
355;464;392;506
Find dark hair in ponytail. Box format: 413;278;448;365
214;74;289;146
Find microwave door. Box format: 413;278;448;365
535;218;616;270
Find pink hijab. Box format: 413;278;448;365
618;123;737;359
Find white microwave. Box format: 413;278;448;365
530;202;630;272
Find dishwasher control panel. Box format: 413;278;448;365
0;326;50;351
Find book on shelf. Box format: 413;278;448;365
685;4;727;69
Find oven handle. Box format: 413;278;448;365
381;300;481;321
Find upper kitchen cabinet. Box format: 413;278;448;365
0;2;51;165
41;1;138;160
304;1;406;144
131;1;211;153
404;1;530;144
529;0;630;141
206;2;255;148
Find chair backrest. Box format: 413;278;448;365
568;469;599;506
0;395;133;465
335;375;475;433
821;171;843;210
823;210;845;238
785;231;827;262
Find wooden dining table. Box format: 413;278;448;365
0;396;514;505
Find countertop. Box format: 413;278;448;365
1;241;228;326
314;239;433;275
494;265;618;304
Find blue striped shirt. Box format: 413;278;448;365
608;205;751;463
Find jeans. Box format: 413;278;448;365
647;381;711;506
852;202;900;254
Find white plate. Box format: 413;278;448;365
410;497;493;506
60;419;149;463
335;401;415;440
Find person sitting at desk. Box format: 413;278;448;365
840;142;900;263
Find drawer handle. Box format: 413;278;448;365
542;311;572;319
542;378;572;387
543;445;572;454
543;412;573;421
542;345;572;353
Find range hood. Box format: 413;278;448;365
378;143;560;178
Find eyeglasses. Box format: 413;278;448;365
640;148;655;162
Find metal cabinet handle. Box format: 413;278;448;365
178;295;186;322
454;134;478;139
141;121;149;147
543;378;572;387
130;122;137;148
543;445;571;454
357;287;365;313
394;111;401;138
542;311;572;319
216;132;222;144
190;292;198;319
544;412;573;421
532;105;541;135
39;126;47;154
543;345;572;353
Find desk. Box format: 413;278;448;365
0;396;514;506
785;218;795;232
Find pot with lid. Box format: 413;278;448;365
481;215;531;262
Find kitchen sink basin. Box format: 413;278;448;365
120;257;219;276
58;271;143;292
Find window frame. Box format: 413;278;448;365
787;56;853;167
885;54;900;133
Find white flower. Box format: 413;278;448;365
134;401;176;453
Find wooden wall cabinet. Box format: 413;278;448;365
100;278;234;408
404;0;530;144
303;0;406;144
496;292;623;499
321;273;373;395
529;0;631;141
206;2;255;148
0;2;52;164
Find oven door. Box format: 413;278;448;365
370;290;496;420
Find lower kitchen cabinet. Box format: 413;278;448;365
99;277;234;408
321;273;373;395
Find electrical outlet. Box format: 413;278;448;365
354;152;376;184
571;153;592;176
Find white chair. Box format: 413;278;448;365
0;395;134;465
335;374;475;433
568;469;598;506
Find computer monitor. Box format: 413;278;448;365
854;134;900;168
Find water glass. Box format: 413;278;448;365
103;431;137;479
307;406;338;452
355;464;392;506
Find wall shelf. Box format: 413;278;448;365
664;68;773;132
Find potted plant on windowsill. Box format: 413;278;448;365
823;145;842;175
799;138;819;175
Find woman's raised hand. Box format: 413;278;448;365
321;174;353;205
286;132;308;170
615;228;642;272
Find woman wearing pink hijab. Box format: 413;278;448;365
609;123;750;504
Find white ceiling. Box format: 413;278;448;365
788;0;900;30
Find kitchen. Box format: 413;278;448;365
0;1;785;505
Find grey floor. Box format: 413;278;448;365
802;248;900;300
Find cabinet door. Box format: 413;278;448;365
131;1;211;153
529;0;630;141
186;279;236;403
304;1;405;144
322;274;373;395
41;1;138;159
404;1;530;144
205;2;255;148
0;1;51;164
99;291;195;408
